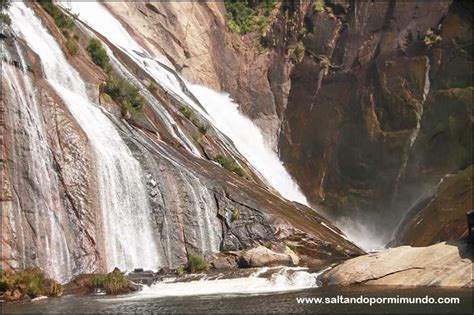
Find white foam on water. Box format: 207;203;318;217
103;267;323;301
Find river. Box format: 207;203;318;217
2;286;471;314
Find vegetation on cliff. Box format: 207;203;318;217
86;38;146;119
38;0;79;55
313;0;325;12
86;39;112;73
224;0;276;35
287;42;305;64
38;1;147;120
179;106;209;136
0;268;63;301
214;155;245;177
0;0;11;26
105;77;145;118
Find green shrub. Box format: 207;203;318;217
197;123;208;135
88;268;129;295
101;92;113;103
38;0;79;55
191;117;208;135
175;266;185;276
0;12;11;26
86;39;112;73
186;255;208;273
224;0;277;35
42;278;63;297
65;38;78;56
104;77;145;118
0;267;63;300
231;208;241;221
192;133;202;143
0;0;11;26
148;82;158;94
179;106;193;119
299;26;308;38
288;42;305;64
38;0;74;30
313;0;325;12
423;28;442;48
214;155;245;177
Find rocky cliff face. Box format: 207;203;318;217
1;1;362;282
102;1;295;149
109;1;472;246
1;0;471;282
390;166;472;247
280;0;472;243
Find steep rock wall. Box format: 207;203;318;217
0;2;362;281
105;1;472;246
280;1;472;242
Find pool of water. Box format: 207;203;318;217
2;286;472;314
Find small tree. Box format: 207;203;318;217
86;39;112;73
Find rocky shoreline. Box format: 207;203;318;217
2;238;472;304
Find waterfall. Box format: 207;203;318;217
59;1;309;206
9;2;162;272
187;85;309;205
1;42;73;282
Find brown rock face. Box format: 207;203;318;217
106;1;472;247
390;166;472;247
103;1;292;149
1;38;102;280
1;2;364;282
279;0;472;243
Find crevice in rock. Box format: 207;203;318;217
357;266;426;284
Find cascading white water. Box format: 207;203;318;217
59;1;201;158
183;175;221;253
9;2;162;272
59;1;309;206
1;43;74;282
187;85;309;205
105;267;323;300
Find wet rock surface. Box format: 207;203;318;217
1;3;362;282
106;1;472;247
1;39;101;279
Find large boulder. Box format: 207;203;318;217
239;245;299;268
320;239;473;287
207;244;300;269
206;252;240;269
